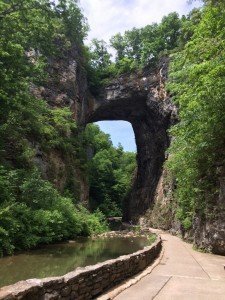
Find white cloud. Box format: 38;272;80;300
79;0;202;44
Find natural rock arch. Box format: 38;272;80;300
85;58;177;221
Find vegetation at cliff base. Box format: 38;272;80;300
0;167;108;256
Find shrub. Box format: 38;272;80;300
0;168;108;256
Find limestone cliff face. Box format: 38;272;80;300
142;162;225;255
86;57;225;255
35;47;225;254
85;57;177;221
140;167;177;231
191;166;225;254
31;43;88;123
31;43;89;203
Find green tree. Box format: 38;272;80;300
56;0;88;44
90;39;112;71
167;1;225;229
86;39;113;93
178;8;202;47
108;12;184;74
123;28;142;61
110;33;126;61
158;12;182;50
85;125;136;217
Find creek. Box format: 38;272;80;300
0;235;152;288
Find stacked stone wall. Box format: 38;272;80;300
0;237;162;300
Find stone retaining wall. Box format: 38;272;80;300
0;236;162;300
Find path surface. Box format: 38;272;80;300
115;232;225;300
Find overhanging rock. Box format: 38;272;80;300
85;57;177;221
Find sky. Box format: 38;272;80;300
78;0;202;152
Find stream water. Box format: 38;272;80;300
0;236;151;288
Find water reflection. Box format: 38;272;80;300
0;236;150;288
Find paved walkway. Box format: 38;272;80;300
115;232;225;300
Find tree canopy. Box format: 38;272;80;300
87;9;202;91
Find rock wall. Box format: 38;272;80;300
142;165;225;255
86;57;177;221
30;43;90;203
192;214;225;255
140;168;177;231
191;167;225;254
0;237;162;300
29;45;177;217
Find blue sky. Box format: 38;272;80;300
96;121;137;152
79;0;202;152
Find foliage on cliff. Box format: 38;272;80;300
0;0;106;256
0;0;88;168
167;0;225;229
87;8;202;93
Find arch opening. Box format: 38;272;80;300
85;121;137;220
84;61;175;221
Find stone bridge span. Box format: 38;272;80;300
85;58;177;221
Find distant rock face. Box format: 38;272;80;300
85;57;177;221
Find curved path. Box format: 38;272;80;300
115;231;225;300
